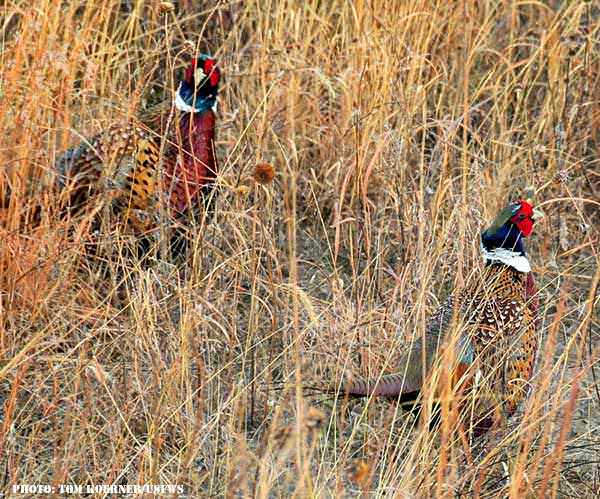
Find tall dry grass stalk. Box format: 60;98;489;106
1;0;599;496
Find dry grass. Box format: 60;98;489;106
1;0;599;496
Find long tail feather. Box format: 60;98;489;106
338;373;419;397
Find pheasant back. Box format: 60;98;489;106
55;107;218;235
56;123;162;228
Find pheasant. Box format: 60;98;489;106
327;199;543;435
54;54;220;241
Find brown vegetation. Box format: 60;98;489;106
1;0;598;496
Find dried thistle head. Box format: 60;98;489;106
350;460;372;487
158;2;175;13
253;163;275;185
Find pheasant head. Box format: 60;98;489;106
481;199;543;272
175;54;221;113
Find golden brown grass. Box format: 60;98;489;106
1;0;599;496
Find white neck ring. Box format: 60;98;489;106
481;245;531;273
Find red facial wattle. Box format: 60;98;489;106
203;59;219;86
515;217;534;237
511;200;534;237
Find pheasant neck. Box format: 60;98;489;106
175;83;217;114
481;244;531;273
167;109;217;213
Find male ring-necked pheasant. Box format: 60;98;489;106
328;199;543;435
55;54;220;238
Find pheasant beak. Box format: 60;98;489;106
531;207;544;222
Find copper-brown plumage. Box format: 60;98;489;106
328;200;543;434
165;110;217;214
54;55;220;234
